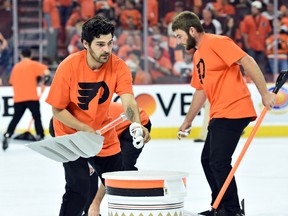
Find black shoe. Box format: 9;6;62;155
194;138;205;142
2;137;9;151
236;199;245;216
2;134;10;151
198;208;226;216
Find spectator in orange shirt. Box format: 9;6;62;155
146;0;159;27
163;1;185;29
125;50;152;84
2;48;51;151
265;18;288;82
65;2;83;43
148;44;174;83
172;11;275;216
119;0;142;30
45;15;150;216
280;4;288;28
57;0;73;42
43;0;61;64
67;21;83;54
241;1;272;75
117;33;141;60
77;0;95;20
207;0;236;19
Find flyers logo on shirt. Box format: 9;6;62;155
196;58;205;84
78;82;109;110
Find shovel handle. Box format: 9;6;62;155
96;113;128;135
211;70;288;211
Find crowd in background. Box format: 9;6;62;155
0;0;288;86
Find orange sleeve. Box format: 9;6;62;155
46;58;72;109
210;36;246;66
114;60;134;96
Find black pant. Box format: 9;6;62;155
5;101;44;137
82;120;152;214
59;153;123;216
201;117;251;216
120;120;152;170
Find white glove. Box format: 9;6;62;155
177;127;192;140
129;122;144;149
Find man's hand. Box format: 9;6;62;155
177;122;192;140
129;122;144;149
88;200;100;216
262;91;276;110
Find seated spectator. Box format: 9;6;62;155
67;21;83;54
234;0;251;22
173;49;194;83
119;0;142;30
148;34;170;60
43;0;61;65
94;0;115;20
262;2;281;27
117;33;141;60
265;18;288;82
280;4;288;29
222;16;243;48
125;50;152;84
148;44;174;83
57;0;73;43
77;0;95;20
65;2;83;44
147;0;158;27
207;0;236;19
162;1;185;29
201;8;223;35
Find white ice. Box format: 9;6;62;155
0;137;288;216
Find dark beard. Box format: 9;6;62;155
186;34;196;51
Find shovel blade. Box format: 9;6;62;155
26;132;104;163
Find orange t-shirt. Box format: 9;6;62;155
77;0;95;19
119;9;142;30
108;102;150;136
241;15;272;51
46;50;134;156
43;0;61;29
191;34;256;120
9;59;47;103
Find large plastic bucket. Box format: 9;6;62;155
102;170;189;216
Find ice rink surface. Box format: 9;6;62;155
0;137;288;216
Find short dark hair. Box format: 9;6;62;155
81;15;115;44
172;11;204;35
21;48;32;57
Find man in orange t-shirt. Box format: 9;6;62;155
45;15;150;216
172;11;276;216
48;102;152;215
2;48;50;151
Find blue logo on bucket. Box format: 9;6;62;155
268;86;288;110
